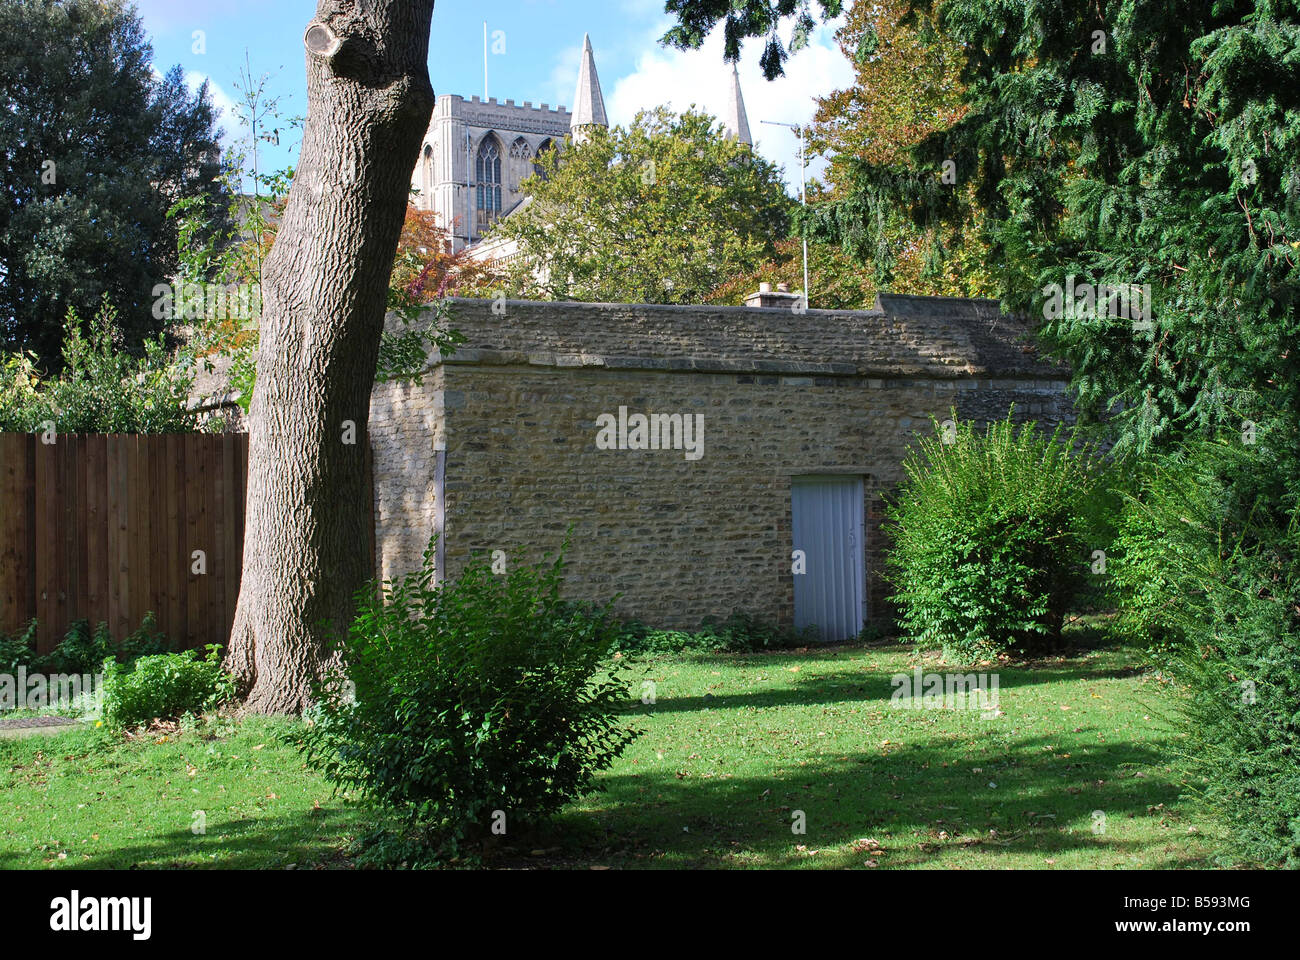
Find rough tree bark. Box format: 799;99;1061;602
226;0;436;713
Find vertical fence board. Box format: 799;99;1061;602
211;434;224;648
73;435;88;633
164;433;182;645
203;438;219;646
128;437;144;637
60;436;77;637
221;433;237;642
148;436;165;630
0;435;30;635
34;438;58;653
0;435;17;634
85;435;108;631
184;436;200;647
113;437;131;640
104;437;120;640
0;436;13;634
195;436;211;646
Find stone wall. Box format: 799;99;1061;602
369;367;444;586
368;296;1072;631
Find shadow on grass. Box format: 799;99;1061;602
0;808;367;871
546;733;1208;869
623;654;1150;716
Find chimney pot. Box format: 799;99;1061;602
746;282;801;308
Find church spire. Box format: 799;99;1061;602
570;33;608;144
724;64;752;146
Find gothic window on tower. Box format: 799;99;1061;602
533;138;554;180
476;135;503;230
421;143;434;206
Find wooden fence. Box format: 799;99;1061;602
0;433;250;654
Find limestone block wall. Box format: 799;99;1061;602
369;297;1073;630
368;368;445;586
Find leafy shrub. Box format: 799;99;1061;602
0;613;174;676
697;611;818;652
885;414;1107;662
0;352;52;430
1107;463;1188;653
613;623;707;656
117;612;173;663
100;645;234;728
611;611;817;656
298;544;639;865
0;297;198;434
40;619;114;675
1127;431;1300;866
0;621;38;673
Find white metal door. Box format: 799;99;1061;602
791;476;866;641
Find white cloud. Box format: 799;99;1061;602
604;16;854;193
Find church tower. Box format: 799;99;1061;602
569;33;608;145
723;64;752;146
413;34;611;252
414;96;572;252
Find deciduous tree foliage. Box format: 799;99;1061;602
709;0;997;307
487;108;791;305
703;237;878;307
807;0;994;298
662;0;845;78
0;0;229;365
392;206;498;300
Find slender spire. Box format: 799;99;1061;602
724;64;752;145
570;33;608;143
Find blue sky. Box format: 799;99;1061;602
130;0;853;195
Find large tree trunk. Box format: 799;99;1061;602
226;0;436;713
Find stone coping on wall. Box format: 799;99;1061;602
436;347;1075;383
400;294;1067;381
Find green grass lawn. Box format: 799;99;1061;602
0;632;1229;869
0;715;368;869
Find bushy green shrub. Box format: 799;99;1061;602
1107;463;1188;653
117;612;172;663
611;611;818;656
0;613;174;676
0;297;198;434
1127;431;1300;866
100;645;234;728
0;352;53;430
0;620;38;673
39;619;114;675
611;621;703;656
885;414;1107;662
697;611;818;652
298;544;639;865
